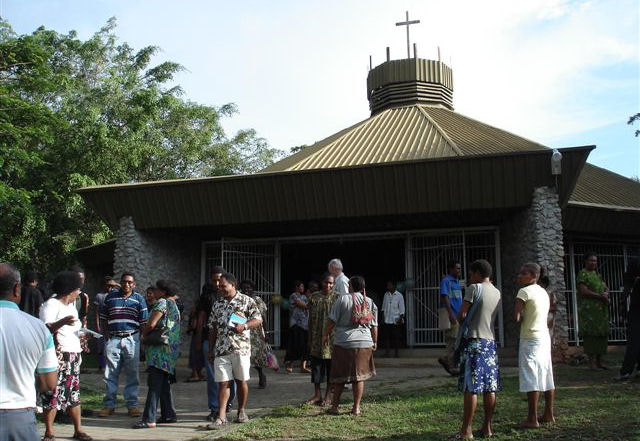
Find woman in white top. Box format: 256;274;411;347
40;271;92;441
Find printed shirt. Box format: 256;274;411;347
208;292;262;357
100;289;148;333
440;275;463;315
289;293;309;329
381;290;405;324
145;299;181;374
576;269;609;337
0;300;58;409
308;290;339;359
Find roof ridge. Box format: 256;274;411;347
416;105;463;156
424;106;550;150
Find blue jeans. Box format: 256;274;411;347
0;408;39;441
203;340;236;411
104;333;140;408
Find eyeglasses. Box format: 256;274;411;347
121;280;135;285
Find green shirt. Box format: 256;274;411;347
576;269;609;338
308;290;338;359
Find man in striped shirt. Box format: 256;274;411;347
98;271;148;417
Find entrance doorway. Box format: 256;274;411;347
279;237;406;349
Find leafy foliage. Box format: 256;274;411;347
628;112;640;137
0;18;280;273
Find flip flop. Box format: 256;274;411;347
132;421;156;429
72;432;93;441
205;418;228;429
42;435;56;441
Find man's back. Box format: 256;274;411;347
0;300;57;408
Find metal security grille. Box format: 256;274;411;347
406;229;502;347
203;240;281;347
564;241;638;344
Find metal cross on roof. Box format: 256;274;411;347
395;11;420;59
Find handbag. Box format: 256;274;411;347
145;311;169;346
351;289;374;325
265;343;280;371
453;283;484;365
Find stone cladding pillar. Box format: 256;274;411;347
500;187;569;362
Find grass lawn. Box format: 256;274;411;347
217;364;640;441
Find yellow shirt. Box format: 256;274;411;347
516;284;550;340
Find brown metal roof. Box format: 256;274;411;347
568;163;640;210
262;104;547;173
78;147;591;233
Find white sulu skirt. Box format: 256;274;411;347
519;335;555;392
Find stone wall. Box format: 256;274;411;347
113;216;202;315
500;186;569;361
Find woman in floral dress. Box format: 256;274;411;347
240;280;269;388
577;252;610;369
134;280;181;428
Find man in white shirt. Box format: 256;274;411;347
381;281;405;357
0;263;58;441
328;259;349;296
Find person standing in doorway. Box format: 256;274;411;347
285;281;310;373
18;270;44;318
328;258;349;296
207;272;262;427
381;281;405;358
439;260;463;375
98;271;148;418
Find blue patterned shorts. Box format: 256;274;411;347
458;338;502;394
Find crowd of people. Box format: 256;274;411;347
1;250;638;440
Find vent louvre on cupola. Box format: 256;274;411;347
366;57;454;115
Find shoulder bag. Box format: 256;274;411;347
453;283;484;365
351;289;374;325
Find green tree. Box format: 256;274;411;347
0;18;280;273
628;113;640;137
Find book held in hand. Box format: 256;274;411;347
228;312;247;329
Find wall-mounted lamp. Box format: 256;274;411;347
551;149;562;175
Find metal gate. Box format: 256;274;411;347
406;229;502;347
202;239;281;347
564;241;639;344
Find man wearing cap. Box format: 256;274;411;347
98;271;148;417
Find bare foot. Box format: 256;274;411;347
538;416;556;424
518;420;540;429
304;397;321;405
350;407;361;416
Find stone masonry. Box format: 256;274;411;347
113;216;202;315
500;186;569;362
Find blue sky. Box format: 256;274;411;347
2;0;638;178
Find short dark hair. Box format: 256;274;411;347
211;266;225;276
24;271;39;285
538;275;550;288
349;275;366;292
220;272;237;286
121;271;135;281
584;252;598;262
52;271;84;297
521;262;541;278
103;275;115;284
0;263;21;299
70;264;84;274
240;279;255;289
469;259;492;279
155;279;179;297
447;260;461;271
293;280;304;289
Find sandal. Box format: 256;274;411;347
132;421;156;429
72;432;93;441
205;418;228;429
42;435;56;441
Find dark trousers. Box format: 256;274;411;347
621;313;640;376
142;366;176;423
285;325;309;363
383;323;402;355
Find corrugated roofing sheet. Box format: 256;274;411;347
262;104;548;173
569;163;640;209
